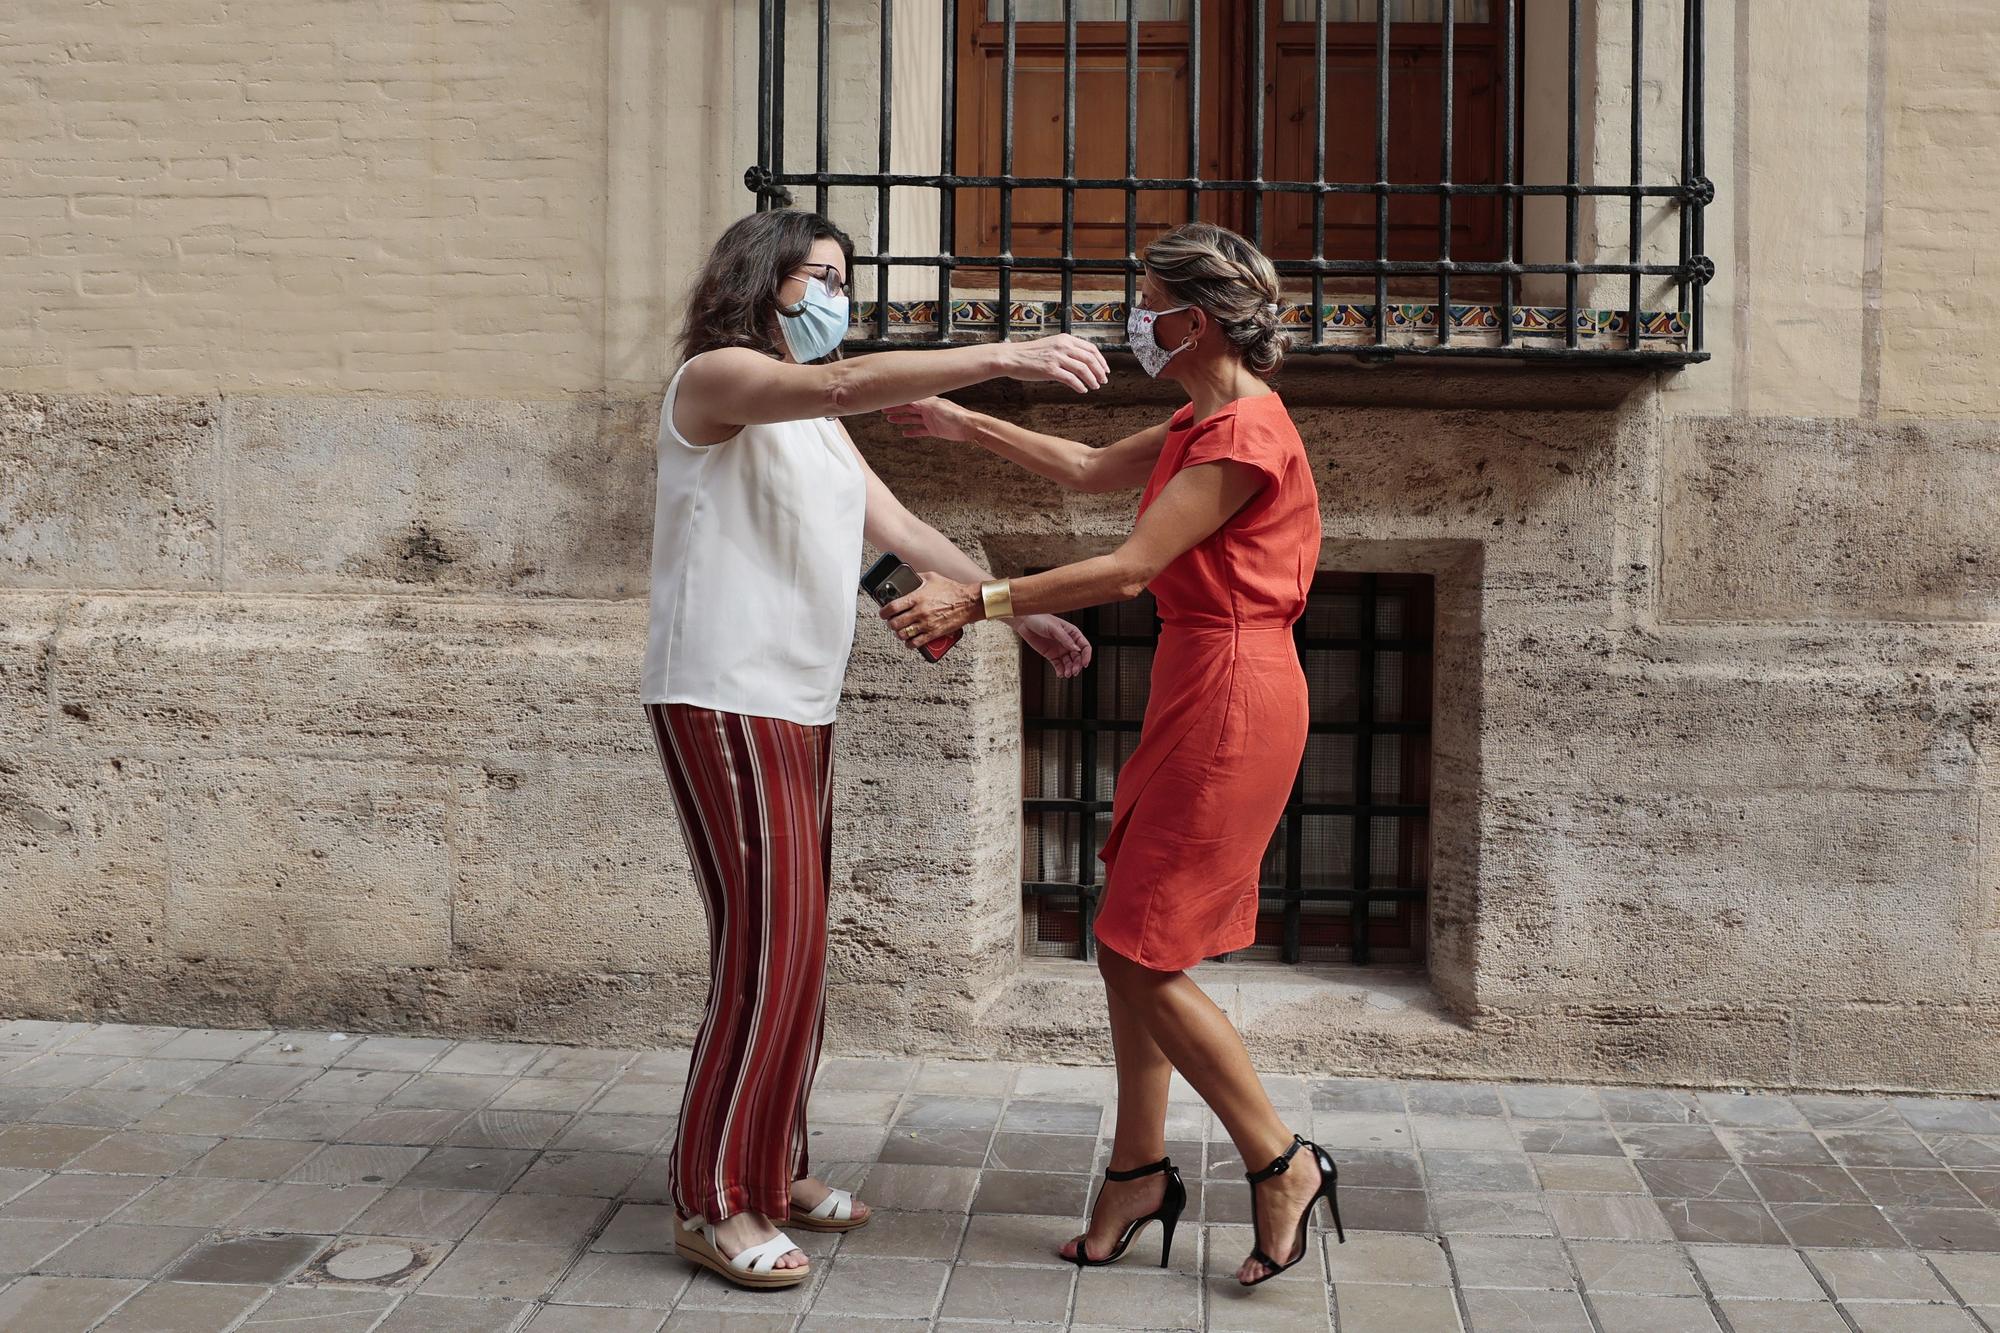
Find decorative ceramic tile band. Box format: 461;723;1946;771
851;299;1689;346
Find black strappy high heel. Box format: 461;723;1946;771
1240;1134;1344;1287
1065;1156;1187;1269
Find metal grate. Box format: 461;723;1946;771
1021;572;1433;965
749;0;1711;363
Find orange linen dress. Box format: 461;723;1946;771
1094;393;1322;972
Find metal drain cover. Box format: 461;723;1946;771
327;1244;415;1282
303;1237;441;1289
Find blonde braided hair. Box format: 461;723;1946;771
1141;222;1290;375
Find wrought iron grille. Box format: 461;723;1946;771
749;0;1711;363
1022;573;1433;966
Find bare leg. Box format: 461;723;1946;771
1098;946;1323;1284
1061;977;1172;1261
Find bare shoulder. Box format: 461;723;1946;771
678;345;773;392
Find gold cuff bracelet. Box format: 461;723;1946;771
979;579;1015;621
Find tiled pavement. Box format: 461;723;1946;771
2;1023;2000;1331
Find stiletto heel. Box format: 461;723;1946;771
1240;1135;1344;1288
1065;1156;1186;1269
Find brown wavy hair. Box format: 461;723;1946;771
1142;222;1291;375
677;209;856;363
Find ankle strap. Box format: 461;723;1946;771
1103;1156;1174;1182
1246;1135;1307;1185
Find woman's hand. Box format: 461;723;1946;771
881;573;983;650
998;334;1111;393
1012;613;1091;679
883;396;977;443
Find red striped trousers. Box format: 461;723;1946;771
647;702;833;1223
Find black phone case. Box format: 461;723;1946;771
859;552;958;662
859;552;908;605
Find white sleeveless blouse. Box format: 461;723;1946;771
640;353;868;726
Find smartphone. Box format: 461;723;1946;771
860;552;961;663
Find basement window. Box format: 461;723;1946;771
1020;572;1433;966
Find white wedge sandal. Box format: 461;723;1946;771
674;1215;811;1289
787;1185;869;1233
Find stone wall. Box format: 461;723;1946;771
2;0;1998;1092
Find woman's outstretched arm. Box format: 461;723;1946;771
838;425;1091;678
883;396;1169;495
880;459;1266;648
673;336;1108;443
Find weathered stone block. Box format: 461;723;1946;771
1663;417;2000;622
0;393;219;588
1792;1005;2000;1092
854;401;1638;599
48;594;653;764
1481;613;1987;795
1476;788;1982;1009
448;760;706;974
161;758;451;967
220;394;655;598
1880;0;2000;418
1977;790;2000;1000
0;754;172;958
0;595;59;750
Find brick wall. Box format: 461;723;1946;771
0;0;609;395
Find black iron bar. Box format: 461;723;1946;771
1060;0;1077;330
1283;617;1308;964
853;251;1684;275
939;0;957;342
756;0;773;208
1013;712;1432;732
1350;574;1377;965
773;0;788;207
1000;0;1017;339
845;337;1703;365
1501;0;1516;345
815;0;829;215
1629;0;1643;348
1564;0;1580;348
1125;0;1139;318
1691;0;1707;351
775;169;1684;197
1077;603;1100;961
1311;0;1327;347
1187;0;1202;222
1678;0;1692;326
1373;0;1389;346
1439;0;1455;344
1250;0;1266;248
1023;798;1429;818
875;0;892;341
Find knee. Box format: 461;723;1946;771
1096;942;1173;996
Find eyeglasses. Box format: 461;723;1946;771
794;263;849;299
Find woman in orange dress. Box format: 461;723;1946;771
882;222;1341;1289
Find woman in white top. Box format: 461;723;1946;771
648;208;1105;1290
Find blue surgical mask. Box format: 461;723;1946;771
779;280;850;363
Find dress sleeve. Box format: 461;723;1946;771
1178;412;1285;494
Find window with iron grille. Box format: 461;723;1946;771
749;0;1713;363
1021;572;1433;966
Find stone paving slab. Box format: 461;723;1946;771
1;1021;1998;1330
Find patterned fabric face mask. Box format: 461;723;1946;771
1126;304;1193;378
